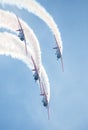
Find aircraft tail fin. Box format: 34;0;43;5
24;40;28;56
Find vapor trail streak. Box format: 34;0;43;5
0;9;41;69
0;32;33;69
0;31;50;102
0;8;50;103
1;0;63;54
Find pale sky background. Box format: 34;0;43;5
0;0;88;130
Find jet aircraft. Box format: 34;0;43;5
31;56;39;81
16;15;27;55
31;56;43;93
40;83;50;120
53;36;64;71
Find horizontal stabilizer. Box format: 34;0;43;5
53;47;58;49
16;29;21;31
40;93;44;96
32;69;36;71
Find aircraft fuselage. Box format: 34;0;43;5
33;71;39;81
42;96;48;107
18;31;24;41
56;49;61;59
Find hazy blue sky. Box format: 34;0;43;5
0;0;88;130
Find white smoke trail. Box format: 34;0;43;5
0;9;41;69
0;31;50;102
0;32;33;69
1;0;63;54
0;8;51;102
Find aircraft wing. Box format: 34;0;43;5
16;15;23;31
60;55;64;72
54;35;64;72
24;38;28;55
40;83;50;120
38;76;44;94
31;56;38;72
16;15;28;55
31;56;43;94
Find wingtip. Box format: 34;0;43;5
61;56;64;72
47;105;50;120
